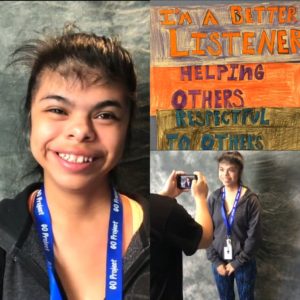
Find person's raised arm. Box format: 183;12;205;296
159;170;187;198
160;170;213;249
191;172;213;249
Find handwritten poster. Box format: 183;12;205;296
151;2;300;150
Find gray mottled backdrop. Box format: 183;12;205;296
0;1;149;199
150;151;300;300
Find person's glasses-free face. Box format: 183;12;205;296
218;162;240;188
30;70;130;193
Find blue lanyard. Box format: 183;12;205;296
105;188;123;300
221;186;242;237
33;185;123;300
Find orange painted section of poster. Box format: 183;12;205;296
150;62;300;115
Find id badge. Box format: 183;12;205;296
224;238;233;260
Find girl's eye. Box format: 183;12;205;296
96;112;119;120
48;108;66;115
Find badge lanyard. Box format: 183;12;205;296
221;186;241;260
33;185;123;300
221;185;242;238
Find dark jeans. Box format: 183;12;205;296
212;259;257;300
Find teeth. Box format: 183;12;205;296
69;154;76;162
58;153;94;163
77;156;84;163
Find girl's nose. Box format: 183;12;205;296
66;118;96;142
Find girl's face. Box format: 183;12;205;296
218;161;240;188
30;70;130;193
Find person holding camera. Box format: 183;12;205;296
150;170;213;300
206;151;262;300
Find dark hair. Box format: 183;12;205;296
9;24;137;177
217;151;244;184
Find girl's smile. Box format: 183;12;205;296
57;152;95;163
53;150;100;172
30;70;130;193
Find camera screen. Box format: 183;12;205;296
178;175;195;189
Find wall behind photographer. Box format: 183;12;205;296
0;1;149;199
150;151;300;300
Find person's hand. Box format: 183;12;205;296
217;264;228;276
191;171;208;200
225;263;235;275
159;170;187;198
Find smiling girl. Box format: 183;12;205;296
0;27;149;300
206;151;262;300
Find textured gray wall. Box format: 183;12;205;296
150;151;300;300
0;1;149;199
